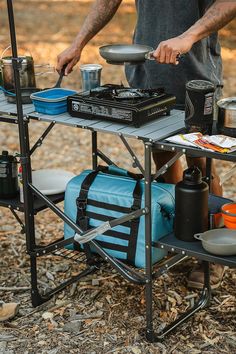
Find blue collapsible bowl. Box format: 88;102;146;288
30;88;77;115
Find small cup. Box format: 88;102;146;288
80;64;102;91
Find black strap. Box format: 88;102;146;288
87;198;131;213
86;211;131;228
96;240;128;253
75;208;93;261
103;229;130;240
75;171;100;261
96;165;143;181
127;180;142;264
78;170;100;201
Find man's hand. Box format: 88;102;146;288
56;43;82;75
153;35;195;65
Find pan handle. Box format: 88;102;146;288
144;51;155;60
194;233;203;241
145;51;182;63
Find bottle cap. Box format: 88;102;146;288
183;166;202;185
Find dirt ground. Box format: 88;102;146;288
0;1;236;353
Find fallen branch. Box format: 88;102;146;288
0;286;30;291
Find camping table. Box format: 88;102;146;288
1;91;236;341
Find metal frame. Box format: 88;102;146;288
2;0;235;342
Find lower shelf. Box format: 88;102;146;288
157;233;236;268
0;192;64;214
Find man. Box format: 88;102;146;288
56;0;236;288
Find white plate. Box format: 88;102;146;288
32;169;75;195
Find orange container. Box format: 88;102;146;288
221;203;236;229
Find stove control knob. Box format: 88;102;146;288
72;103;80;111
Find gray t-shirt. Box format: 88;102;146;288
125;0;223;105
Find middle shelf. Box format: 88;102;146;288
0;192;64;214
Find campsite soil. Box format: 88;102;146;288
0;1;236;353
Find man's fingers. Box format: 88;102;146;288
154;43;173;64
65;62;74;75
164;47;172;64
153;45;160;62
56;57;62;74
158;45;166;64
170;51;180;65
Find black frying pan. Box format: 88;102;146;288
99;44;155;65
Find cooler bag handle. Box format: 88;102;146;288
77;166;142;209
97;164;143;180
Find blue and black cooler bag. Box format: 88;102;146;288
64;165;175;268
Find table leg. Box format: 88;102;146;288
144;142;154;341
92;131;98;169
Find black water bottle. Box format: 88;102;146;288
0;151;19;198
174;166;209;242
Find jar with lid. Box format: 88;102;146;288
0;151;19;198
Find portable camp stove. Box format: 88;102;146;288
67;84;176;127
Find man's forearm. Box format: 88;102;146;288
179;1;236;43
74;0;122;49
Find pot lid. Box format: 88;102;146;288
186;80;215;91
217;97;236;110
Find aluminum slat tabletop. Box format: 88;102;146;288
0;92;35;116
0;91;185;142
28;109;185;142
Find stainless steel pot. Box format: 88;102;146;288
217;97;236;137
194;229;236;256
0;46;54;91
1;55;36;90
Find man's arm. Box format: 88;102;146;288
57;0;122;74
154;1;236;65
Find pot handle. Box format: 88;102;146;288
35;70;55;76
1;45;33;59
0;86;16;96
34;64;53;68
35;65;55;76
194;233;203;241
1;45;11;59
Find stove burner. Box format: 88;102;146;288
89;85;165;102
67;84;176;128
114;89;146;99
